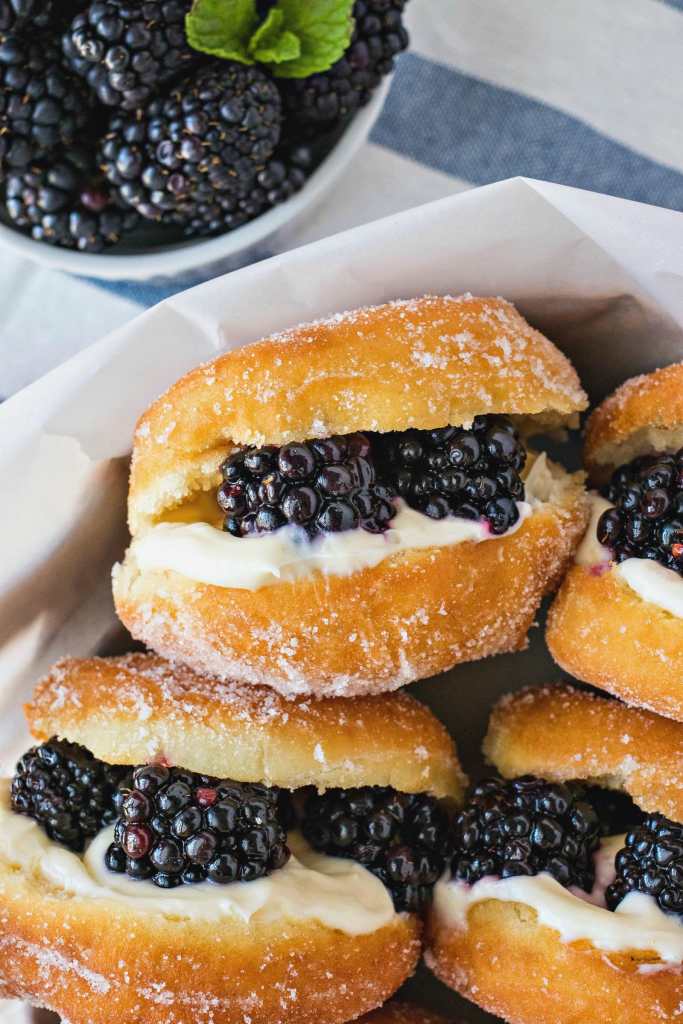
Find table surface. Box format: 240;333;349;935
2;0;683;399
2;1;683;1021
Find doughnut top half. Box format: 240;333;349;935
26;654;466;800
585;361;683;483
484;683;683;822
128;295;587;533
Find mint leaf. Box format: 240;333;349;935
265;0;355;78
248;9;301;64
185;0;259;63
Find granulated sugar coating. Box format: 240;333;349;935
26;654;466;799
484;683;683;823
0;875;420;1024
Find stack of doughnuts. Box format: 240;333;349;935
424;362;683;1024
19;293;679;1024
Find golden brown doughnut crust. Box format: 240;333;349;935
484;683;683;820
129;295;587;531
114;468;588;699
26;654;465;799
0;857;420;1024
426;899;683;1024
585;361;683;480
546;564;683;722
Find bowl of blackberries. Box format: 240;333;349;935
0;0;409;278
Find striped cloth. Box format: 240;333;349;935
2;0;683;398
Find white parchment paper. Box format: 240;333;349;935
1;176;682;1021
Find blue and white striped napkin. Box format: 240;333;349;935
2;0;683;397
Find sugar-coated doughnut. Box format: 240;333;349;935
585;360;683;484
546;564;683;721
27;653;466;798
484;683;683;820
1;652;471;1024
114;295;588;698
0;860;420;1024
426;899;683;1024
547;362;683;720
426;682;683;1023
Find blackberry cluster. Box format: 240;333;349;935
62;0;198;110
218;433;396;539
1;0;410;251
280;0;410;134
597;450;683;574
174;145;312;239
106;764;290;888
452;776;601;893
99;62;282;225
0;0;81;35
6;146;139;251
372;416;527;534
606;814;683;915
11;738;129;852
301;786;450;912
0;32;92;176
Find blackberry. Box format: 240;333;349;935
62;0;199;110
597;450;683;574
106;764;290;888
5;146;140;251
372;416;527;534
301;786;450;912
0;0;80;34
0;32;93;177
99;62;282;226
452;776;601;893
11;738;130;853
606;814;683;916
178;145;312;238
218;433;396;539
280;0;410;135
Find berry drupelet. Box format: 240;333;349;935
99;62;282;226
597;450;683;574
452;776;601;893
11;738;130;853
6;146;140;251
606;814;683;916
280;0;410;134
301;786;450;912
106;764;290;888
0;32;92;176
372;416;527;535
62;0;199;110
218;433;396;539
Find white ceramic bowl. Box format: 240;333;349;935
0;79;390;283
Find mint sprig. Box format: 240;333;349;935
186;0;355;78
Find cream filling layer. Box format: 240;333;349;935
0;788;394;933
124;451;563;592
576;493;683;619
434;836;683;964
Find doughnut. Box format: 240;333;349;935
113;294;588;698
1;655;467;1024
426;683;683;1023
546;361;683;720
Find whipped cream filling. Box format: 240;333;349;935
125;453;561;592
0;787;394;933
434;835;683;964
576;493;683;619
